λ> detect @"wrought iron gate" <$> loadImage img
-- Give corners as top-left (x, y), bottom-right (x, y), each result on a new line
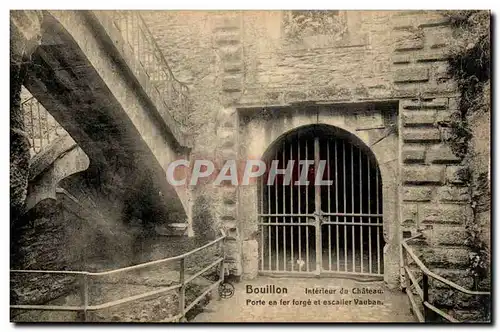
top-left (258, 128), bottom-right (384, 277)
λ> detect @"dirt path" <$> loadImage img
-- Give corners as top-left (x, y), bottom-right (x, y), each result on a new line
top-left (192, 276), bottom-right (416, 323)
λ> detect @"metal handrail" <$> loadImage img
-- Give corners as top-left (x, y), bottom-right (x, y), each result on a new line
top-left (401, 233), bottom-right (491, 322)
top-left (10, 229), bottom-right (227, 322)
top-left (21, 95), bottom-right (66, 156)
top-left (107, 11), bottom-right (191, 128)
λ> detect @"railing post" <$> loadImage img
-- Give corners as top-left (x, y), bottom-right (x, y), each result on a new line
top-left (179, 258), bottom-right (186, 322)
top-left (79, 274), bottom-right (89, 322)
top-left (422, 273), bottom-right (429, 322)
top-left (400, 245), bottom-right (408, 292)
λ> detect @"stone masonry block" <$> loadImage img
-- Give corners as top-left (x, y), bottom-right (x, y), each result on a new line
top-left (401, 98), bottom-right (448, 110)
top-left (436, 186), bottom-right (470, 202)
top-left (220, 45), bottom-right (242, 62)
top-left (392, 54), bottom-right (411, 64)
top-left (241, 239), bottom-right (258, 280)
top-left (224, 239), bottom-right (241, 261)
top-left (445, 165), bottom-right (468, 185)
top-left (420, 204), bottom-right (470, 225)
top-left (222, 75), bottom-right (242, 92)
top-left (431, 268), bottom-right (474, 289)
top-left (218, 203), bottom-right (237, 221)
top-left (221, 186), bottom-right (238, 204)
top-left (415, 49), bottom-right (451, 62)
top-left (214, 31), bottom-right (240, 46)
top-left (423, 225), bottom-right (468, 246)
top-left (402, 128), bottom-right (441, 143)
top-left (214, 16), bottom-right (241, 30)
top-left (425, 26), bottom-right (453, 49)
top-left (403, 186), bottom-right (434, 201)
top-left (427, 144), bottom-right (461, 164)
top-left (402, 110), bottom-right (437, 126)
top-left (402, 165), bottom-right (444, 184)
top-left (402, 146), bottom-right (426, 163)
top-left (402, 203), bottom-right (418, 227)
top-left (419, 247), bottom-right (469, 268)
top-left (394, 29), bottom-right (424, 51)
top-left (394, 67), bottom-right (429, 83)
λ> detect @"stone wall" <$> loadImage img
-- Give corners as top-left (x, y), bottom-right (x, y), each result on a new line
top-left (137, 12), bottom-right (491, 319)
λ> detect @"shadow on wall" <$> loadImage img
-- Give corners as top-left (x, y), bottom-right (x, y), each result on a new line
top-left (192, 194), bottom-right (218, 240)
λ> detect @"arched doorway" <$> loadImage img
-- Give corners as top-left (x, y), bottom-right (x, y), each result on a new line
top-left (258, 125), bottom-right (384, 277)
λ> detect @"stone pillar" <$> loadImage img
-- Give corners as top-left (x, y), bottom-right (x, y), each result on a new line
top-left (213, 13), bottom-right (245, 277)
top-left (10, 11), bottom-right (43, 223)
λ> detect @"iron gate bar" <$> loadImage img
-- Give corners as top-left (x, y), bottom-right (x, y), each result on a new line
top-left (376, 166), bottom-right (381, 274)
top-left (334, 140), bottom-right (340, 271)
top-left (298, 137), bottom-right (302, 270)
top-left (327, 139), bottom-right (332, 271)
top-left (314, 136), bottom-right (322, 275)
top-left (282, 142), bottom-right (286, 271)
top-left (359, 148), bottom-right (363, 273)
top-left (275, 149), bottom-right (279, 271)
top-left (368, 154), bottom-right (372, 274)
top-left (290, 142), bottom-right (294, 272)
top-left (258, 133), bottom-right (384, 277)
top-left (305, 138), bottom-right (309, 272)
top-left (343, 140), bottom-right (347, 271)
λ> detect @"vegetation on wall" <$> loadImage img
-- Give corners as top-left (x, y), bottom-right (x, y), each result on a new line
top-left (444, 10), bottom-right (490, 290)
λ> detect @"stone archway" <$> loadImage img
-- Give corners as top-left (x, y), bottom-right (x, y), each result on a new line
top-left (237, 104), bottom-right (400, 287)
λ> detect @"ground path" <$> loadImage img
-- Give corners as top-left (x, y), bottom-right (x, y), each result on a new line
top-left (193, 276), bottom-right (416, 323)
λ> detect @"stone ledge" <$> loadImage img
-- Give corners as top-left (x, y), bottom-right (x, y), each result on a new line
top-left (402, 128), bottom-right (441, 143)
top-left (403, 186), bottom-right (434, 201)
top-left (402, 110), bottom-right (437, 126)
top-left (427, 144), bottom-right (461, 164)
top-left (394, 67), bottom-right (429, 83)
top-left (402, 165), bottom-right (444, 185)
top-left (402, 146), bottom-right (426, 163)
top-left (420, 203), bottom-right (470, 225)
top-left (400, 98), bottom-right (448, 110)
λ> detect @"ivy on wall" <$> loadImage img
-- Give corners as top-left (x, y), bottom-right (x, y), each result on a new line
top-left (444, 10), bottom-right (490, 294)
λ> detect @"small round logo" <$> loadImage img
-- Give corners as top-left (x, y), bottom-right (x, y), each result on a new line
top-left (219, 282), bottom-right (235, 299)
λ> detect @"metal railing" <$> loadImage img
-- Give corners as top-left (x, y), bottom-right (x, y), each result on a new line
top-left (108, 11), bottom-right (191, 127)
top-left (10, 230), bottom-right (226, 322)
top-left (21, 96), bottom-right (66, 156)
top-left (401, 233), bottom-right (491, 323)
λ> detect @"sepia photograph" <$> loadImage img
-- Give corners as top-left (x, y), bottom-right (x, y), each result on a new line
top-left (8, 8), bottom-right (492, 323)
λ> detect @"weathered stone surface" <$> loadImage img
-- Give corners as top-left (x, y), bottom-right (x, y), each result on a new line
top-left (401, 203), bottom-right (418, 226)
top-left (431, 268), bottom-right (475, 289)
top-left (402, 146), bottom-right (426, 163)
top-left (423, 225), bottom-right (468, 246)
top-left (419, 247), bottom-right (469, 268)
top-left (445, 165), bottom-right (469, 185)
top-left (402, 110), bottom-right (436, 126)
top-left (402, 165), bottom-right (444, 184)
top-left (241, 239), bottom-right (258, 280)
top-left (401, 98), bottom-right (448, 110)
top-left (394, 67), bottom-right (429, 83)
top-left (218, 203), bottom-right (237, 221)
top-left (427, 144), bottom-right (461, 164)
top-left (436, 186), bottom-right (470, 202)
top-left (221, 186), bottom-right (238, 204)
top-left (224, 239), bottom-right (241, 261)
top-left (403, 186), bottom-right (433, 201)
top-left (420, 204), bottom-right (470, 225)
top-left (402, 128), bottom-right (441, 142)
top-left (393, 29), bottom-right (424, 51)
top-left (222, 76), bottom-right (243, 92)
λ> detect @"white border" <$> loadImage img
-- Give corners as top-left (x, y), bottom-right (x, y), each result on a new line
top-left (1, 2), bottom-right (498, 332)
